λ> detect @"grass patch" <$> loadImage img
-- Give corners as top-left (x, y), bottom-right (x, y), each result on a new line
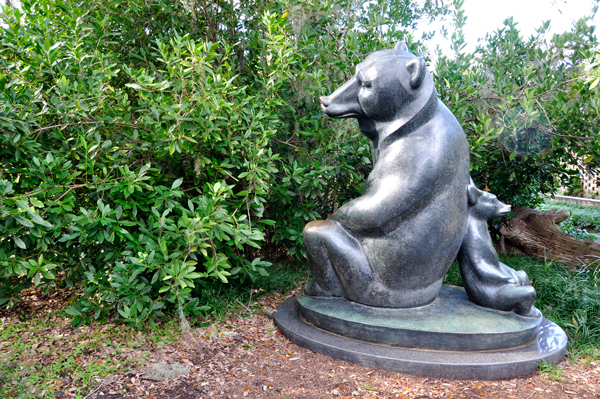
top-left (0, 261), bottom-right (310, 398)
top-left (512, 256), bottom-right (600, 356)
top-left (539, 200), bottom-right (600, 240)
top-left (443, 261), bottom-right (464, 287)
top-left (0, 310), bottom-right (181, 399)
top-left (197, 260), bottom-right (310, 322)
top-left (538, 360), bottom-right (567, 382)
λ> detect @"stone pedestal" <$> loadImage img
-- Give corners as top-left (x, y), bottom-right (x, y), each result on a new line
top-left (273, 286), bottom-right (567, 380)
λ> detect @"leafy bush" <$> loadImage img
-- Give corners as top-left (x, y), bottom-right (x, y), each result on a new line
top-left (0, 0), bottom-right (280, 326)
top-left (0, 0), bottom-right (446, 325)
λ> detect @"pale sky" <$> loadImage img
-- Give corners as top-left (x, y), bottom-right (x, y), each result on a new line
top-left (419, 0), bottom-right (600, 57)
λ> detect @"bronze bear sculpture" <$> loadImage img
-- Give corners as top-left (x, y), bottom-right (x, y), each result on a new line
top-left (457, 182), bottom-right (536, 315)
top-left (304, 42), bottom-right (534, 315)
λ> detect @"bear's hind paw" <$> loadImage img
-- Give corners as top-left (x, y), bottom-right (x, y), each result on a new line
top-left (302, 281), bottom-right (343, 298)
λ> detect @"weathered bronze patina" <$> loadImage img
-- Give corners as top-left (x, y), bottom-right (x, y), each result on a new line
top-left (304, 42), bottom-right (533, 314)
top-left (274, 43), bottom-right (566, 378)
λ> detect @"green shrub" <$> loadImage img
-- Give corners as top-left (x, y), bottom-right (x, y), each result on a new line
top-left (0, 0), bottom-right (445, 325)
top-left (1, 0), bottom-right (449, 318)
top-left (436, 1), bottom-right (600, 208)
top-left (0, 0), bottom-right (280, 326)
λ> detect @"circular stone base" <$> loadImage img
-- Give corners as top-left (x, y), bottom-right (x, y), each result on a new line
top-left (274, 297), bottom-right (567, 380)
top-left (298, 286), bottom-right (542, 351)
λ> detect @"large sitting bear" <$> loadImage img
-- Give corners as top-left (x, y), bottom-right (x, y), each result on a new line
top-left (305, 42), bottom-right (535, 314)
top-left (304, 42), bottom-right (471, 308)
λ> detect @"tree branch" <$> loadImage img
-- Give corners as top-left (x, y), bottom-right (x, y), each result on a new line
top-left (33, 121), bottom-right (153, 134)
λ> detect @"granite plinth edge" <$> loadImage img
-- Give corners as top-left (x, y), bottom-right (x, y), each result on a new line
top-left (274, 297), bottom-right (567, 380)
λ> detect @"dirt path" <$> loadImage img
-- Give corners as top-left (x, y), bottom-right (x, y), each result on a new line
top-left (69, 292), bottom-right (599, 399)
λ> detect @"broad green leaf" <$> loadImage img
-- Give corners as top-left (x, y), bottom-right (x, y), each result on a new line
top-left (160, 239), bottom-right (168, 258)
top-left (256, 267), bottom-right (269, 276)
top-left (29, 211), bottom-right (51, 227)
top-left (14, 237), bottom-right (26, 249)
top-left (41, 271), bottom-right (56, 279)
top-left (216, 273), bottom-right (228, 283)
top-left (65, 306), bottom-right (82, 316)
top-left (13, 215), bottom-right (34, 228)
top-left (30, 198), bottom-right (44, 208)
top-left (71, 317), bottom-right (84, 328)
top-left (172, 178), bottom-right (183, 189)
top-left (16, 200), bottom-right (30, 210)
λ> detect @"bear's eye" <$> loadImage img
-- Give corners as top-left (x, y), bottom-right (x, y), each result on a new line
top-left (362, 81), bottom-right (372, 89)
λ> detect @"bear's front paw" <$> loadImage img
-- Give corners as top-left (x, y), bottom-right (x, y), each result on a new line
top-left (498, 262), bottom-right (530, 286)
top-left (515, 270), bottom-right (530, 286)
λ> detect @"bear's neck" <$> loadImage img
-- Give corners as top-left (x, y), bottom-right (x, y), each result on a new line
top-left (359, 83), bottom-right (437, 152)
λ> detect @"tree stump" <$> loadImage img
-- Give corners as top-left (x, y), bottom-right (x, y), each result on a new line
top-left (498, 206), bottom-right (600, 268)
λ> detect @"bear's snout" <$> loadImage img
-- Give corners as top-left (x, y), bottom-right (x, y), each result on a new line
top-left (319, 78), bottom-right (363, 119)
top-left (498, 203), bottom-right (511, 216)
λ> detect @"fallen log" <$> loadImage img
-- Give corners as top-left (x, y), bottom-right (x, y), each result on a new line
top-left (498, 206), bottom-right (600, 268)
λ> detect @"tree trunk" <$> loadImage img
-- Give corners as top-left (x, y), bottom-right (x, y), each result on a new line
top-left (498, 206), bottom-right (600, 268)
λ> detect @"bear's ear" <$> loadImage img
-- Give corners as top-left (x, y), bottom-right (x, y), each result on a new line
top-left (406, 57), bottom-right (427, 89)
top-left (395, 41), bottom-right (408, 52)
top-left (467, 184), bottom-right (481, 206)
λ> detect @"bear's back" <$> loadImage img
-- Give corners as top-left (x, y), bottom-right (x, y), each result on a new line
top-left (361, 102), bottom-right (470, 294)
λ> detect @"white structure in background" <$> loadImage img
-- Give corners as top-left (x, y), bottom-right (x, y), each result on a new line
top-left (565, 158), bottom-right (600, 199)
top-left (581, 168), bottom-right (599, 198)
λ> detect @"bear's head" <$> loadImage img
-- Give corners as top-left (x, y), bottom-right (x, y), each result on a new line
top-left (320, 42), bottom-right (434, 140)
top-left (467, 184), bottom-right (512, 221)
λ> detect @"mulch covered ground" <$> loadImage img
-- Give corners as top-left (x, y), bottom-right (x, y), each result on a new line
top-left (2, 287), bottom-right (599, 399)
top-left (75, 290), bottom-right (599, 399)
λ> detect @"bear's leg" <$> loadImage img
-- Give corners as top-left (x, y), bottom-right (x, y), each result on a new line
top-left (303, 220), bottom-right (377, 302)
top-left (303, 220), bottom-right (345, 297)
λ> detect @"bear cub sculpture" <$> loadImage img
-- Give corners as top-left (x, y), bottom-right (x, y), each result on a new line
top-left (457, 182), bottom-right (536, 316)
top-left (304, 41), bottom-right (536, 315)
